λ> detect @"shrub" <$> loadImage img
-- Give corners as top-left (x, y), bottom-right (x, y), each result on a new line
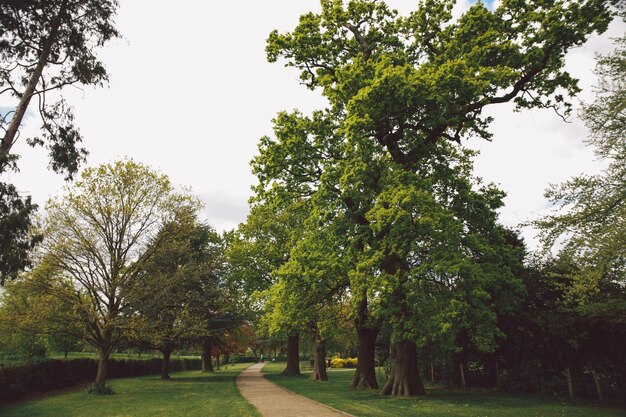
top-left (330, 356), bottom-right (358, 368)
top-left (345, 357), bottom-right (358, 368)
top-left (330, 357), bottom-right (346, 368)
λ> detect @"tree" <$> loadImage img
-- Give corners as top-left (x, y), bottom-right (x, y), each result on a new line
top-left (0, 0), bottom-right (119, 284)
top-left (184, 225), bottom-right (244, 373)
top-left (0, 264), bottom-right (84, 360)
top-left (0, 0), bottom-right (119, 174)
top-left (126, 215), bottom-right (207, 379)
top-left (535, 33), bottom-right (626, 301)
top-left (259, 0), bottom-right (614, 396)
top-left (42, 160), bottom-right (198, 389)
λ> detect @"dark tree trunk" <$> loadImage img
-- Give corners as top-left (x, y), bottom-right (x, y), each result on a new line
top-left (282, 333), bottom-right (301, 376)
top-left (352, 296), bottom-right (380, 389)
top-left (310, 334), bottom-right (328, 381)
top-left (380, 340), bottom-right (425, 397)
top-left (161, 345), bottom-right (172, 379)
top-left (352, 327), bottom-right (379, 388)
top-left (224, 354), bottom-right (230, 365)
top-left (201, 337), bottom-right (214, 372)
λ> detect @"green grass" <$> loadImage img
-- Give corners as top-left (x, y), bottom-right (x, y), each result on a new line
top-left (0, 363), bottom-right (260, 417)
top-left (263, 362), bottom-right (626, 417)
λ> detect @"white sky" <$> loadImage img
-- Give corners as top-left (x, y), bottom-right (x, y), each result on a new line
top-left (3, 1), bottom-right (625, 251)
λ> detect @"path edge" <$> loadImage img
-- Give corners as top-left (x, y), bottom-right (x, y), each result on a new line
top-left (258, 363), bottom-right (356, 417)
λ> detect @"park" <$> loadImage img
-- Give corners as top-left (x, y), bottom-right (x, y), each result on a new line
top-left (0, 0), bottom-right (625, 416)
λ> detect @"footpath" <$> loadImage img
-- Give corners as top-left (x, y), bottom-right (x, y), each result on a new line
top-left (236, 362), bottom-right (354, 417)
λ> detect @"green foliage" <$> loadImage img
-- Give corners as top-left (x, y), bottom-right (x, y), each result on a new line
top-left (0, 183), bottom-right (42, 285)
top-left (0, 271), bottom-right (84, 360)
top-left (125, 217), bottom-right (221, 355)
top-left (267, 0), bottom-right (612, 155)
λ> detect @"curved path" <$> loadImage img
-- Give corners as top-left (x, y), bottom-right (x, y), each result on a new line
top-left (237, 362), bottom-right (354, 417)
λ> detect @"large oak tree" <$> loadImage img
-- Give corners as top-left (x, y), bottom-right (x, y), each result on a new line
top-left (256, 0), bottom-right (614, 396)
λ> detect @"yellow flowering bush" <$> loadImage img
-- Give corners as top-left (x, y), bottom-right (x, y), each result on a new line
top-left (330, 356), bottom-right (358, 368)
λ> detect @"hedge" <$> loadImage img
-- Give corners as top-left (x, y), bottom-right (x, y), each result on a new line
top-left (229, 355), bottom-right (258, 364)
top-left (0, 357), bottom-right (201, 403)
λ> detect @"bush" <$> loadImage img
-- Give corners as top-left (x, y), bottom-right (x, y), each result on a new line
top-left (0, 357), bottom-right (201, 404)
top-left (330, 356), bottom-right (358, 368)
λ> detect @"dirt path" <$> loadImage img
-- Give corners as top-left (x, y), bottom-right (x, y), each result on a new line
top-left (236, 362), bottom-right (354, 417)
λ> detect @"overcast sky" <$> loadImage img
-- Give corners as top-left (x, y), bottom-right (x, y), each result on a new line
top-left (3, 0), bottom-right (624, 251)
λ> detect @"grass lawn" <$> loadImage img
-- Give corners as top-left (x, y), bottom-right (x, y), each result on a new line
top-left (0, 363), bottom-right (260, 417)
top-left (263, 362), bottom-right (626, 417)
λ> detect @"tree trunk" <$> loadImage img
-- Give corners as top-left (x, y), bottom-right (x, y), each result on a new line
top-left (495, 361), bottom-right (501, 390)
top-left (352, 326), bottom-right (379, 388)
top-left (94, 347), bottom-right (110, 387)
top-left (565, 367), bottom-right (574, 399)
top-left (454, 330), bottom-right (469, 388)
top-left (201, 337), bottom-right (214, 372)
top-left (161, 345), bottom-right (172, 380)
top-left (380, 340), bottom-right (425, 397)
top-left (282, 333), bottom-right (301, 376)
top-left (430, 362), bottom-right (435, 384)
top-left (459, 363), bottom-right (467, 388)
top-left (310, 334), bottom-right (328, 381)
top-left (591, 369), bottom-right (604, 403)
